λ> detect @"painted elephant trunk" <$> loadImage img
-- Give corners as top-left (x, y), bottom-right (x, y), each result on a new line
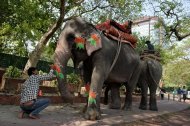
top-left (54, 34), bottom-right (74, 103)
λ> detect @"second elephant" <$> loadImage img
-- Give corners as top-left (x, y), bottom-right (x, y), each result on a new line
top-left (138, 58), bottom-right (162, 110)
top-left (104, 58), bottom-right (162, 111)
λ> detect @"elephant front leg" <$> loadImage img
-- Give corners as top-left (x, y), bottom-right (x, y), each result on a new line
top-left (84, 89), bottom-right (101, 120)
top-left (84, 71), bottom-right (104, 120)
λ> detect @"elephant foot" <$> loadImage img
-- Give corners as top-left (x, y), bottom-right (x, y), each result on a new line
top-left (149, 106), bottom-right (158, 111)
top-left (139, 105), bottom-right (147, 110)
top-left (139, 106), bottom-right (147, 110)
top-left (84, 107), bottom-right (101, 120)
top-left (61, 94), bottom-right (74, 104)
top-left (109, 103), bottom-right (121, 109)
top-left (122, 105), bottom-right (132, 111)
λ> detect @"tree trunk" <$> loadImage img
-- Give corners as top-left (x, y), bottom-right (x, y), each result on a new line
top-left (23, 0), bottom-right (66, 74)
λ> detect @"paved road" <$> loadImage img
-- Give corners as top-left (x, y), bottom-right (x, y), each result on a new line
top-left (0, 99), bottom-right (189, 126)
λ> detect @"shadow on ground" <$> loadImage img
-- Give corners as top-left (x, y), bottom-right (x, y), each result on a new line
top-left (0, 100), bottom-right (189, 126)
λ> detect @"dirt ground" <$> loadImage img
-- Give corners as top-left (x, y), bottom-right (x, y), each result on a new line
top-left (0, 99), bottom-right (190, 126)
top-left (123, 107), bottom-right (190, 126)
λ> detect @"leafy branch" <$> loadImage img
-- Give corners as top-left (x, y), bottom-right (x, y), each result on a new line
top-left (149, 0), bottom-right (190, 41)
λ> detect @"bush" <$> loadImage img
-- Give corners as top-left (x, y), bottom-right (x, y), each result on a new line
top-left (67, 73), bottom-right (80, 85)
top-left (4, 66), bottom-right (22, 78)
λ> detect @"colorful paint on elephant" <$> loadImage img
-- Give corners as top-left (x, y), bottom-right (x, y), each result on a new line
top-left (50, 64), bottom-right (64, 79)
top-left (84, 83), bottom-right (97, 105)
top-left (87, 34), bottom-right (100, 46)
top-left (74, 33), bottom-right (101, 49)
top-left (84, 83), bottom-right (90, 97)
top-left (88, 90), bottom-right (97, 105)
top-left (74, 37), bottom-right (85, 49)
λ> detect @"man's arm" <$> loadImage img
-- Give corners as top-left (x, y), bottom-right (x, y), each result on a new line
top-left (38, 69), bottom-right (56, 81)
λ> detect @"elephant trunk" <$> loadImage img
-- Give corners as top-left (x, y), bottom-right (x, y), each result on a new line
top-left (54, 33), bottom-right (74, 103)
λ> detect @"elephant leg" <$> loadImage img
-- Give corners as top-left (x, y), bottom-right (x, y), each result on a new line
top-left (146, 59), bottom-right (162, 111)
top-left (123, 65), bottom-right (141, 111)
top-left (109, 83), bottom-right (121, 109)
top-left (149, 84), bottom-right (158, 111)
top-left (82, 63), bottom-right (92, 113)
top-left (84, 66), bottom-right (104, 120)
top-left (103, 84), bottom-right (110, 105)
top-left (84, 89), bottom-right (102, 120)
top-left (139, 83), bottom-right (148, 110)
top-left (122, 86), bottom-right (132, 110)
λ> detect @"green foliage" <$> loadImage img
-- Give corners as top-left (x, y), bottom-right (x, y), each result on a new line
top-left (41, 42), bottom-right (57, 61)
top-left (159, 44), bottom-right (186, 64)
top-left (163, 60), bottom-right (190, 88)
top-left (82, 0), bottom-right (143, 24)
top-left (4, 66), bottom-right (22, 78)
top-left (66, 73), bottom-right (81, 85)
top-left (0, 0), bottom-right (58, 56)
top-left (135, 34), bottom-right (149, 53)
top-left (151, 0), bottom-right (190, 41)
top-left (0, 0), bottom-right (144, 60)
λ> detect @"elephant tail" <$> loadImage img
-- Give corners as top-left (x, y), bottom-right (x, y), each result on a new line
top-left (147, 60), bottom-right (160, 86)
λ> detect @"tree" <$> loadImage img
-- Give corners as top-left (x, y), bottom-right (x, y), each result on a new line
top-left (162, 37), bottom-right (190, 87)
top-left (148, 0), bottom-right (190, 41)
top-left (0, 0), bottom-right (59, 56)
top-left (23, 0), bottom-right (67, 73)
top-left (163, 59), bottom-right (190, 88)
top-left (1, 0), bottom-right (144, 73)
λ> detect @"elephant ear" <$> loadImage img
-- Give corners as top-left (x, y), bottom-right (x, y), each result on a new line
top-left (86, 33), bottom-right (102, 56)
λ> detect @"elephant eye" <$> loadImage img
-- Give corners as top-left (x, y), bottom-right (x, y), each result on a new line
top-left (66, 33), bottom-right (75, 42)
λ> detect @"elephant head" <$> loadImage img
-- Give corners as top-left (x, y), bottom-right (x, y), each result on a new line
top-left (54, 17), bottom-right (102, 100)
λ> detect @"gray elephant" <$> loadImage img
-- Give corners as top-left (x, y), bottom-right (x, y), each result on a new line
top-left (138, 58), bottom-right (162, 111)
top-left (54, 17), bottom-right (141, 120)
top-left (103, 58), bottom-right (162, 111)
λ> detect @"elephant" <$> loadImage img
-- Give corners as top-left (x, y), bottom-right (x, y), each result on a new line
top-left (138, 58), bottom-right (162, 111)
top-left (103, 58), bottom-right (162, 111)
top-left (54, 17), bottom-right (141, 120)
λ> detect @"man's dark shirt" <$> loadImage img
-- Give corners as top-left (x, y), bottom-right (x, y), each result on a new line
top-left (147, 43), bottom-right (154, 51)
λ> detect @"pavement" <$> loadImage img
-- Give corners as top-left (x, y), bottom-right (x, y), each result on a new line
top-left (0, 99), bottom-right (189, 126)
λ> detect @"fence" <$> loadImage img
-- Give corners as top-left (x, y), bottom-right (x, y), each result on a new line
top-left (0, 53), bottom-right (74, 73)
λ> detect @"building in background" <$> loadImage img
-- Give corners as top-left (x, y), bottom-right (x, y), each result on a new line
top-left (132, 16), bottom-right (164, 46)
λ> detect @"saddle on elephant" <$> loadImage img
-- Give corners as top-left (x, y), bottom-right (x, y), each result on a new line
top-left (140, 50), bottom-right (161, 62)
top-left (96, 20), bottom-right (137, 48)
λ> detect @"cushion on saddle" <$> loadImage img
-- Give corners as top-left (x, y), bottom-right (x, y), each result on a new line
top-left (96, 20), bottom-right (137, 48)
top-left (140, 51), bottom-right (161, 62)
top-left (105, 27), bottom-right (137, 48)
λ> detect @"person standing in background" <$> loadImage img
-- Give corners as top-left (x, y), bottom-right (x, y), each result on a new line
top-left (160, 88), bottom-right (165, 100)
top-left (172, 87), bottom-right (177, 101)
top-left (182, 86), bottom-right (187, 102)
top-left (177, 87), bottom-right (182, 102)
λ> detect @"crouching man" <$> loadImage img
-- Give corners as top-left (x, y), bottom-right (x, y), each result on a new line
top-left (19, 67), bottom-right (56, 119)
